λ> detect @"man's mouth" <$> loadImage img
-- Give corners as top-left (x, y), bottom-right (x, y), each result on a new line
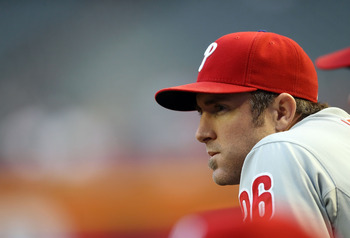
top-left (207, 151), bottom-right (219, 157)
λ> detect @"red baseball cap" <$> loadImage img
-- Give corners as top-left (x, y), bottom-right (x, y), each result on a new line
top-left (315, 46), bottom-right (350, 70)
top-left (155, 31), bottom-right (318, 111)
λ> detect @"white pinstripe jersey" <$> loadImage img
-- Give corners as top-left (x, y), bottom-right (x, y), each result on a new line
top-left (239, 107), bottom-right (350, 238)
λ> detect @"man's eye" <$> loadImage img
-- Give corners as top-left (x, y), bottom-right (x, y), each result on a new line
top-left (215, 105), bottom-right (225, 111)
top-left (214, 104), bottom-right (226, 112)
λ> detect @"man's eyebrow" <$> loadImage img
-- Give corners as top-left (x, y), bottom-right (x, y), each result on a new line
top-left (196, 94), bottom-right (235, 110)
top-left (196, 98), bottom-right (217, 110)
top-left (202, 95), bottom-right (229, 105)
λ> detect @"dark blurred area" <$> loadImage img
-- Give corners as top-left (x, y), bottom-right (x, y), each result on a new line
top-left (0, 0), bottom-right (349, 237)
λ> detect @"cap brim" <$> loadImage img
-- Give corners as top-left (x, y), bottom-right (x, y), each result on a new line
top-left (315, 47), bottom-right (350, 70)
top-left (155, 82), bottom-right (257, 111)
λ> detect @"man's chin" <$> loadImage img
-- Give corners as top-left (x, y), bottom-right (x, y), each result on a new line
top-left (212, 173), bottom-right (230, 186)
top-left (212, 171), bottom-right (238, 185)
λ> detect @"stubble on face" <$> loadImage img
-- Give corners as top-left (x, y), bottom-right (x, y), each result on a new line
top-left (208, 157), bottom-right (217, 170)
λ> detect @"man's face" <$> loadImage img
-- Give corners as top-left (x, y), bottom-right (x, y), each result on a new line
top-left (195, 93), bottom-right (275, 185)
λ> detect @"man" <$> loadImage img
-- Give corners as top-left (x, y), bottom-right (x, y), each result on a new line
top-left (155, 31), bottom-right (350, 238)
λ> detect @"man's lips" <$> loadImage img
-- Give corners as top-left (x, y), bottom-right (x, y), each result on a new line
top-left (207, 151), bottom-right (219, 157)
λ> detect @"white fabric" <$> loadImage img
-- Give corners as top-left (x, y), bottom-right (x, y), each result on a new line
top-left (239, 107), bottom-right (350, 238)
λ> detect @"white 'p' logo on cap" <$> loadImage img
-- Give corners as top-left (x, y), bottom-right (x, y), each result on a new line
top-left (198, 42), bottom-right (217, 72)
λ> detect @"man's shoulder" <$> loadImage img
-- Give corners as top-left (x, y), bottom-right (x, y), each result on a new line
top-left (254, 107), bottom-right (350, 150)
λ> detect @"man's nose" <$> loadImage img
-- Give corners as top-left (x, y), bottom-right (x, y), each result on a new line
top-left (195, 114), bottom-right (216, 143)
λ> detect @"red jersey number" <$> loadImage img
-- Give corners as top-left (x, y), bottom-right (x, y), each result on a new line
top-left (239, 174), bottom-right (274, 221)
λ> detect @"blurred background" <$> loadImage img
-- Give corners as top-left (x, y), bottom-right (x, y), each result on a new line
top-left (0, 0), bottom-right (349, 237)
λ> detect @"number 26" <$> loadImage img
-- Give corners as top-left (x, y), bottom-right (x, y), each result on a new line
top-left (239, 174), bottom-right (274, 221)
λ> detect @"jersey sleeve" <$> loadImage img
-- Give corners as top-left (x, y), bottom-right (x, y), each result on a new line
top-left (238, 139), bottom-right (334, 238)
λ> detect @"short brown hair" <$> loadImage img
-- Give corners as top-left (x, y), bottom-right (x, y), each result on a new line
top-left (250, 90), bottom-right (329, 127)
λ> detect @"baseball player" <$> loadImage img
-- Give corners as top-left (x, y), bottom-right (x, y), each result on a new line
top-left (155, 31), bottom-right (350, 238)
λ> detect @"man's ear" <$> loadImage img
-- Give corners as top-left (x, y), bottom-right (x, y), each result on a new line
top-left (272, 93), bottom-right (297, 132)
